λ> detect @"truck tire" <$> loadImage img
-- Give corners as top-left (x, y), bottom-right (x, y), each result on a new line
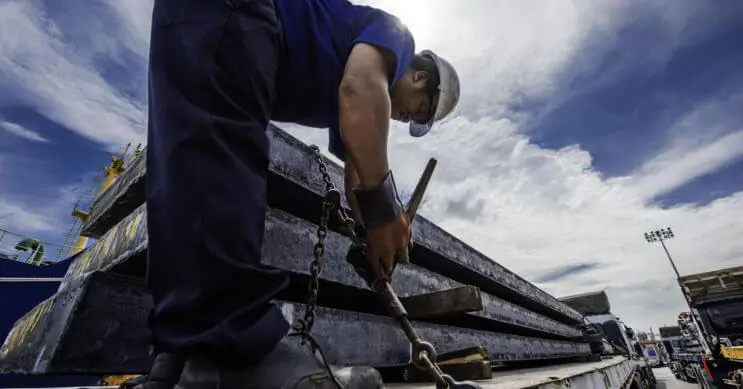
top-left (630, 373), bottom-right (644, 389)
top-left (639, 367), bottom-right (656, 389)
top-left (690, 364), bottom-right (711, 389)
top-left (734, 370), bottom-right (743, 388)
top-left (683, 364), bottom-right (697, 383)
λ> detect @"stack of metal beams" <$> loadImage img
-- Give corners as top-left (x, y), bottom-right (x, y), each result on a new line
top-left (0, 125), bottom-right (591, 381)
top-left (559, 291), bottom-right (612, 316)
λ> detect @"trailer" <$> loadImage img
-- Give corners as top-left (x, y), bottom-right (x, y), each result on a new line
top-left (1, 125), bottom-right (655, 389)
top-left (557, 290), bottom-right (657, 387)
top-left (660, 326), bottom-right (683, 358)
top-left (666, 266), bottom-right (743, 388)
top-left (0, 356), bottom-right (649, 389)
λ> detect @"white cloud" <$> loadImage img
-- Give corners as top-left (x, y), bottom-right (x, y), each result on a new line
top-left (100, 0), bottom-right (153, 63)
top-left (0, 200), bottom-right (55, 235)
top-left (615, 130), bottom-right (743, 200)
top-left (610, 93), bottom-right (743, 200)
top-left (1, 120), bottom-right (49, 143)
top-left (357, 0), bottom-right (625, 119)
top-left (2, 0), bottom-right (742, 333)
top-left (0, 1), bottom-right (145, 151)
top-left (0, 152), bottom-right (95, 261)
top-left (0, 186), bottom-right (80, 259)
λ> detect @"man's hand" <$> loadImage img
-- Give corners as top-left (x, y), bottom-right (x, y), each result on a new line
top-left (365, 211), bottom-right (412, 279)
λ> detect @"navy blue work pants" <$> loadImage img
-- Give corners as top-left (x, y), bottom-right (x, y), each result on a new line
top-left (145, 0), bottom-right (290, 366)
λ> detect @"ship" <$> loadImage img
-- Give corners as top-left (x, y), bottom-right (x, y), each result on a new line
top-left (0, 145), bottom-right (140, 388)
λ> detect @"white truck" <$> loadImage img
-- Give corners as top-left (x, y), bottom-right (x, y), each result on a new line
top-left (666, 266), bottom-right (743, 388)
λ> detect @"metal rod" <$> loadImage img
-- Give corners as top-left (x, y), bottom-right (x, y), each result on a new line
top-left (406, 158), bottom-right (437, 221)
top-left (645, 229), bottom-right (712, 355)
top-left (0, 277), bottom-right (65, 282)
top-left (362, 158), bottom-right (464, 386)
top-left (0, 228), bottom-right (77, 249)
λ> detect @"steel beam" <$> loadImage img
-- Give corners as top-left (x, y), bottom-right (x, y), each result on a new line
top-left (558, 290), bottom-right (611, 316)
top-left (264, 208), bottom-right (581, 338)
top-left (60, 205), bottom-right (581, 339)
top-left (79, 124), bottom-right (582, 325)
top-left (1, 271), bottom-right (153, 374)
top-left (265, 127), bottom-right (583, 325)
top-left (82, 150), bottom-right (146, 239)
top-left (400, 286), bottom-right (482, 319)
top-left (0, 297), bottom-right (55, 374)
top-left (277, 302), bottom-right (591, 367)
top-left (1, 272), bottom-right (588, 375)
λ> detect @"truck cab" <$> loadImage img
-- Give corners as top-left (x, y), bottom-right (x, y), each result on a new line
top-left (669, 266), bottom-right (743, 388)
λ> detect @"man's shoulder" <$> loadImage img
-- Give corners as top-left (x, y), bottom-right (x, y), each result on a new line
top-left (344, 2), bottom-right (413, 41)
top-left (274, 0), bottom-right (409, 36)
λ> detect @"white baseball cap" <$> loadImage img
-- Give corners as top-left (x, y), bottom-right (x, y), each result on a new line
top-left (409, 50), bottom-right (461, 137)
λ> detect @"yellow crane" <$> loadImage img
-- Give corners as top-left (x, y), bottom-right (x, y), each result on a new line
top-left (67, 143), bottom-right (142, 256)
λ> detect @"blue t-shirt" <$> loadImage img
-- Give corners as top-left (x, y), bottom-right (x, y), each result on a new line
top-left (272, 0), bottom-right (415, 162)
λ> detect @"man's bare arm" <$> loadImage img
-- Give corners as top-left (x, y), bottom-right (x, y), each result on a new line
top-left (338, 43), bottom-right (392, 190)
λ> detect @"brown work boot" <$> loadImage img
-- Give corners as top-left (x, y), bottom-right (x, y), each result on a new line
top-left (120, 353), bottom-right (186, 389)
top-left (175, 337), bottom-right (383, 389)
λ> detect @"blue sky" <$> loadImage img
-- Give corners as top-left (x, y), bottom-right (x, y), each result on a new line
top-left (1, 0), bottom-right (743, 329)
top-left (528, 17), bottom-right (743, 206)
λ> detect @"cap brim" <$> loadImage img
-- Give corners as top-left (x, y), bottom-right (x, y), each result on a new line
top-left (409, 119), bottom-right (433, 137)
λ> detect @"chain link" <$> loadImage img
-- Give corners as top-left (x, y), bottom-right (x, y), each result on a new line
top-left (286, 145), bottom-right (348, 388)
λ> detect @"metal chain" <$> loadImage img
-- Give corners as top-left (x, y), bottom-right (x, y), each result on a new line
top-left (296, 145), bottom-right (453, 389)
top-left (297, 146), bottom-right (350, 336)
top-left (300, 195), bottom-right (330, 335)
top-left (287, 145), bottom-right (351, 389)
top-left (310, 145), bottom-right (357, 232)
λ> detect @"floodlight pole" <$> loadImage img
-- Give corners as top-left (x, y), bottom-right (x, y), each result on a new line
top-left (653, 230), bottom-right (681, 278)
top-left (643, 227), bottom-right (711, 354)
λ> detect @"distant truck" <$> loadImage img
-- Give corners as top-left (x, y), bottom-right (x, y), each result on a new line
top-left (558, 290), bottom-right (657, 387)
top-left (641, 343), bottom-right (662, 368)
top-left (666, 265), bottom-right (743, 388)
top-left (635, 331), bottom-right (666, 368)
top-left (660, 325), bottom-right (683, 357)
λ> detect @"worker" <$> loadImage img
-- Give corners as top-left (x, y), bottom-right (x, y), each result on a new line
top-left (140, 0), bottom-right (460, 388)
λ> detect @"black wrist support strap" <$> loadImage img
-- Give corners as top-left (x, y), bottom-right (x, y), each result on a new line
top-left (352, 171), bottom-right (404, 229)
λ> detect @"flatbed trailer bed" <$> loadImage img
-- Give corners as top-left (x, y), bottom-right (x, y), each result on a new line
top-left (389, 356), bottom-right (639, 389)
top-left (17, 356), bottom-right (645, 389)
